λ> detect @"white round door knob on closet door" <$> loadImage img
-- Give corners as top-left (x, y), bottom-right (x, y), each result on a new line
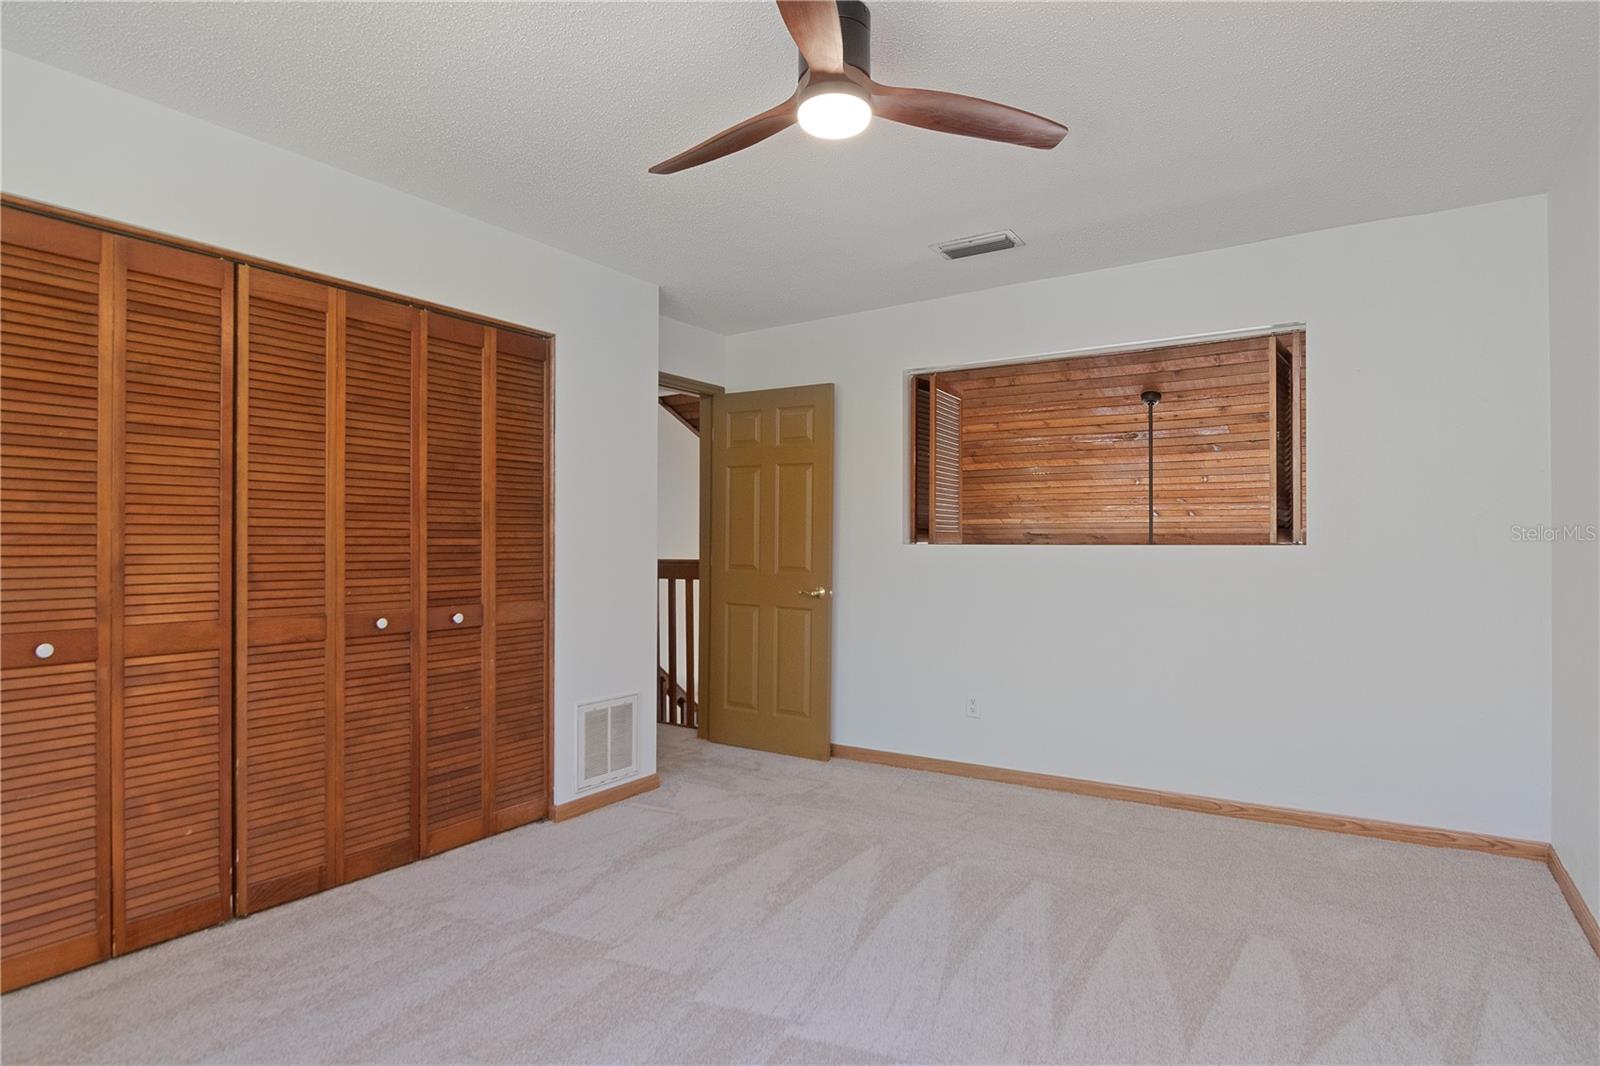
top-left (375, 617), bottom-right (389, 630)
top-left (34, 642), bottom-right (54, 660)
top-left (452, 612), bottom-right (464, 625)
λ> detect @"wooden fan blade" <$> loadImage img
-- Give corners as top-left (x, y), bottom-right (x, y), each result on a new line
top-left (869, 83), bottom-right (1067, 149)
top-left (649, 97), bottom-right (799, 174)
top-left (777, 0), bottom-right (844, 74)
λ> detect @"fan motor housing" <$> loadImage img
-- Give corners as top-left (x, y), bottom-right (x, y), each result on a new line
top-left (798, 1), bottom-right (872, 78)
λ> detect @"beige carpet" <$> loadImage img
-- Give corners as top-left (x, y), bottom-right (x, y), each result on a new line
top-left (3, 725), bottom-right (1596, 1064)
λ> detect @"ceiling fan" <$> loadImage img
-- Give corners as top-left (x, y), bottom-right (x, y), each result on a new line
top-left (649, 0), bottom-right (1068, 174)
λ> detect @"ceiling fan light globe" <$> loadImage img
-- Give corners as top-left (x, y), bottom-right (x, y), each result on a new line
top-left (797, 90), bottom-right (872, 139)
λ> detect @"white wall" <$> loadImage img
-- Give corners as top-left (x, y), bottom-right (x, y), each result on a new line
top-left (660, 315), bottom-right (727, 386)
top-left (1548, 117), bottom-right (1600, 914)
top-left (657, 407), bottom-right (700, 696)
top-left (1, 53), bottom-right (660, 804)
top-left (657, 409), bottom-right (700, 559)
top-left (727, 197), bottom-right (1554, 842)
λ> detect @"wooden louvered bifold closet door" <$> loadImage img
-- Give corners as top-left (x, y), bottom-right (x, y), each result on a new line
top-left (1, 209), bottom-right (232, 990)
top-left (237, 271), bottom-right (425, 910)
top-left (421, 313), bottom-right (488, 853)
top-left (339, 293), bottom-right (421, 881)
top-left (490, 329), bottom-right (549, 830)
top-left (236, 268), bottom-right (336, 913)
top-left (114, 236), bottom-right (233, 952)
top-left (419, 317), bottom-right (549, 850)
top-left (1, 210), bottom-right (112, 990)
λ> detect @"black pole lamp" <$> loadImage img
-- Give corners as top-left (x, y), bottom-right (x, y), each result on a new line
top-left (1141, 390), bottom-right (1162, 545)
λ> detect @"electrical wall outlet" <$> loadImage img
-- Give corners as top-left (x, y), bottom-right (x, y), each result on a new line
top-left (965, 696), bottom-right (980, 719)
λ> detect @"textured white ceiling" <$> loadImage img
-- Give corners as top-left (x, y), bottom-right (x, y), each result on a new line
top-left (3, 2), bottom-right (1595, 333)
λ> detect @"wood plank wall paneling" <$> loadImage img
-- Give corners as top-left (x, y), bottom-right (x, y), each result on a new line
top-left (913, 332), bottom-right (1307, 545)
top-left (0, 202), bottom-right (554, 989)
top-left (1, 208), bottom-right (233, 987)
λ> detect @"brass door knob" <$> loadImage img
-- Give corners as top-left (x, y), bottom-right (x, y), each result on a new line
top-left (798, 587), bottom-right (830, 599)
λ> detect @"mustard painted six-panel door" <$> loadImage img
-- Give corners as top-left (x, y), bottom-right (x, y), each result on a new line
top-left (0, 208), bottom-right (550, 989)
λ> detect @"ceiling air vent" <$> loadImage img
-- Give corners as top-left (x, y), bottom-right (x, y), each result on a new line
top-left (934, 230), bottom-right (1023, 260)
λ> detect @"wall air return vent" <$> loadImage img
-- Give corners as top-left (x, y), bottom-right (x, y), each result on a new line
top-left (933, 230), bottom-right (1023, 260)
top-left (577, 695), bottom-right (638, 791)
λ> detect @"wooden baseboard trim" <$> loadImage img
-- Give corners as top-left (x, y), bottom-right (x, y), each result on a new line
top-left (549, 773), bottom-right (660, 822)
top-left (830, 745), bottom-right (1550, 861)
top-left (1548, 846), bottom-right (1600, 959)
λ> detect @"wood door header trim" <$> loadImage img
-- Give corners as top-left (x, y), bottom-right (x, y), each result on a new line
top-left (659, 371), bottom-right (724, 396)
top-left (2, 194), bottom-right (553, 342)
top-left (831, 744), bottom-right (1552, 861)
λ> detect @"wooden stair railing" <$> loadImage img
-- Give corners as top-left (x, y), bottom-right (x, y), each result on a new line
top-left (658, 668), bottom-right (696, 729)
top-left (659, 394), bottom-right (701, 435)
top-left (658, 558), bottom-right (699, 727)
